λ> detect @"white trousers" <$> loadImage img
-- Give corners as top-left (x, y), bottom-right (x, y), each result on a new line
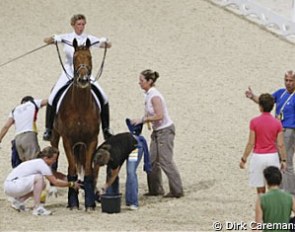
top-left (249, 152), bottom-right (280, 187)
top-left (48, 69), bottom-right (108, 105)
top-left (4, 175), bottom-right (35, 198)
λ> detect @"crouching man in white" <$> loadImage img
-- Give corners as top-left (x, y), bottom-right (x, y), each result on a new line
top-left (3, 146), bottom-right (80, 216)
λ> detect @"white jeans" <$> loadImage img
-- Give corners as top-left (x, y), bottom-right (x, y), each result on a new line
top-left (4, 175), bottom-right (35, 198)
top-left (249, 152), bottom-right (280, 187)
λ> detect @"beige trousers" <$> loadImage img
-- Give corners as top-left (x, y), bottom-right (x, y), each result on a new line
top-left (147, 124), bottom-right (183, 195)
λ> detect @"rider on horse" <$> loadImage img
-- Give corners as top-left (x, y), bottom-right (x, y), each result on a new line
top-left (43, 14), bottom-right (112, 141)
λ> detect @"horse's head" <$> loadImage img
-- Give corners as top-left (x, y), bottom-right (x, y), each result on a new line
top-left (73, 38), bottom-right (92, 88)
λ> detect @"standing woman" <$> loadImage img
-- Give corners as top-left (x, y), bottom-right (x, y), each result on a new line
top-left (132, 69), bottom-right (184, 198)
top-left (240, 93), bottom-right (287, 194)
top-left (43, 14), bottom-right (112, 141)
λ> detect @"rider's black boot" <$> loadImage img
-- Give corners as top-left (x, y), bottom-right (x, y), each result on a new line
top-left (43, 104), bottom-right (55, 141)
top-left (101, 103), bottom-right (113, 140)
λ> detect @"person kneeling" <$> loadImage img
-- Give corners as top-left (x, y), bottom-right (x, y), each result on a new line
top-left (3, 146), bottom-right (80, 216)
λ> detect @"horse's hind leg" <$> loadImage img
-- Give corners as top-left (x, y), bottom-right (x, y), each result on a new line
top-left (84, 142), bottom-right (98, 210)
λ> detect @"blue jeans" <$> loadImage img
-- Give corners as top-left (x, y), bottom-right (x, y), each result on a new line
top-left (105, 167), bottom-right (120, 195)
top-left (125, 147), bottom-right (143, 206)
top-left (105, 148), bottom-right (143, 200)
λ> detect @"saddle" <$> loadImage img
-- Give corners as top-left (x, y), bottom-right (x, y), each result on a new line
top-left (53, 80), bottom-right (103, 113)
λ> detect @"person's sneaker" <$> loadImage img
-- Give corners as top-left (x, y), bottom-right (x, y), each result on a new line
top-left (11, 199), bottom-right (27, 212)
top-left (32, 206), bottom-right (52, 216)
top-left (129, 205), bottom-right (138, 210)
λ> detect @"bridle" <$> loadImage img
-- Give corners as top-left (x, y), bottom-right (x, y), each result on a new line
top-left (74, 63), bottom-right (92, 88)
top-left (55, 39), bottom-right (107, 83)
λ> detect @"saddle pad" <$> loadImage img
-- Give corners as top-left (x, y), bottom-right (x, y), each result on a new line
top-left (56, 85), bottom-right (101, 113)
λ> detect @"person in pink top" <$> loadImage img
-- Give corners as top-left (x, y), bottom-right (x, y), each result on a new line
top-left (240, 93), bottom-right (287, 194)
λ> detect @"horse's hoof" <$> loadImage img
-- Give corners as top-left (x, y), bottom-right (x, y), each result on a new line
top-left (85, 206), bottom-right (96, 211)
top-left (67, 205), bottom-right (79, 210)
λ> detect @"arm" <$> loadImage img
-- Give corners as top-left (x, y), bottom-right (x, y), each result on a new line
top-left (292, 197), bottom-right (295, 213)
top-left (253, 196), bottom-right (263, 230)
top-left (102, 166), bottom-right (120, 191)
top-left (276, 131), bottom-right (287, 171)
top-left (240, 130), bottom-right (255, 169)
top-left (143, 96), bottom-right (164, 123)
top-left (40, 99), bottom-right (48, 107)
top-left (0, 118), bottom-right (14, 143)
top-left (245, 86), bottom-right (259, 103)
top-left (46, 175), bottom-right (79, 189)
top-left (44, 36), bottom-right (55, 44)
top-left (99, 40), bottom-right (112, 49)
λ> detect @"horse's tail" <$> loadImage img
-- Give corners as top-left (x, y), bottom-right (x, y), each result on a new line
top-left (72, 142), bottom-right (87, 174)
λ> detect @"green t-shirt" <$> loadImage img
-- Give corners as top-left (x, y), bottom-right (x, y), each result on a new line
top-left (260, 189), bottom-right (293, 231)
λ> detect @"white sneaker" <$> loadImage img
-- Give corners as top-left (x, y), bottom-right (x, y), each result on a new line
top-left (129, 205), bottom-right (138, 210)
top-left (11, 199), bottom-right (27, 212)
top-left (32, 206), bottom-right (52, 216)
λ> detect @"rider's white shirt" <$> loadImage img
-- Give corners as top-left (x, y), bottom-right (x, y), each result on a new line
top-left (54, 32), bottom-right (107, 71)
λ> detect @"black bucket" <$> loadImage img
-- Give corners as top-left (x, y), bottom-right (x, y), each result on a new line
top-left (101, 194), bottom-right (121, 213)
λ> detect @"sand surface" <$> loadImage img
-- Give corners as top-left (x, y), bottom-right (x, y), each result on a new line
top-left (1, 0), bottom-right (295, 231)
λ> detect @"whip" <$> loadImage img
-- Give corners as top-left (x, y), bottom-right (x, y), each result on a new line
top-left (0, 44), bottom-right (49, 68)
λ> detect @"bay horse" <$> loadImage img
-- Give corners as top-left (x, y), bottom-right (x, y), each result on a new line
top-left (51, 38), bottom-right (100, 209)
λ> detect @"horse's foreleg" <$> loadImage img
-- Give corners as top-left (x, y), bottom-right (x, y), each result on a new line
top-left (84, 175), bottom-right (95, 209)
top-left (50, 130), bottom-right (60, 172)
top-left (67, 174), bottom-right (79, 209)
top-left (49, 131), bottom-right (60, 197)
top-left (63, 140), bottom-right (79, 209)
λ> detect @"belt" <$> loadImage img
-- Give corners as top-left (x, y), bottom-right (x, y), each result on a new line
top-left (15, 131), bottom-right (34, 136)
top-left (6, 177), bottom-right (18, 182)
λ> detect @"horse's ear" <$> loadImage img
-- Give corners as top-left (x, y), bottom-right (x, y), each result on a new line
top-left (73, 38), bottom-right (78, 50)
top-left (86, 38), bottom-right (91, 48)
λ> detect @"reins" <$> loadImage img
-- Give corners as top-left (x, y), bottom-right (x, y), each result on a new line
top-left (55, 39), bottom-right (108, 82)
top-left (55, 41), bottom-right (73, 80)
top-left (94, 42), bottom-right (107, 81)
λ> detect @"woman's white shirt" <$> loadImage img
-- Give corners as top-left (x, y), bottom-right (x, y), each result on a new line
top-left (144, 87), bottom-right (173, 131)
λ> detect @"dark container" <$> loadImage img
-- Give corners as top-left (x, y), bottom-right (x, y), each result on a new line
top-left (101, 194), bottom-right (121, 213)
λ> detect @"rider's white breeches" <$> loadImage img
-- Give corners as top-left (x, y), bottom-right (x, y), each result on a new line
top-left (48, 70), bottom-right (108, 106)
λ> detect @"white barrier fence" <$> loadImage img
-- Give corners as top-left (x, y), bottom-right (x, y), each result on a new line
top-left (210, 0), bottom-right (295, 41)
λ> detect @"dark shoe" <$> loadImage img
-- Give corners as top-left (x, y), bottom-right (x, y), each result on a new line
top-left (43, 129), bottom-right (52, 141)
top-left (103, 128), bottom-right (113, 140)
top-left (143, 192), bottom-right (164, 197)
top-left (164, 192), bottom-right (184, 198)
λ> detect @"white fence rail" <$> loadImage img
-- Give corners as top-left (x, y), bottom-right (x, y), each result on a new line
top-left (211, 0), bottom-right (295, 41)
